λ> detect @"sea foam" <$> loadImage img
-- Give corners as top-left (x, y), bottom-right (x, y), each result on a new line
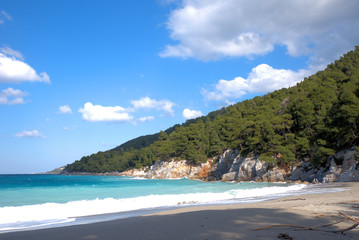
top-left (0, 184), bottom-right (309, 232)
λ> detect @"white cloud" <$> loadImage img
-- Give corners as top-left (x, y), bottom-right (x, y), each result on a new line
top-left (79, 97), bottom-right (176, 124)
top-left (161, 0), bottom-right (359, 66)
top-left (0, 87), bottom-right (27, 105)
top-left (182, 108), bottom-right (203, 120)
top-left (15, 130), bottom-right (45, 138)
top-left (78, 102), bottom-right (134, 122)
top-left (138, 116), bottom-right (155, 122)
top-left (0, 47), bottom-right (24, 60)
top-left (203, 64), bottom-right (311, 104)
top-left (1, 10), bottom-right (12, 21)
top-left (131, 97), bottom-right (175, 116)
top-left (0, 10), bottom-right (12, 25)
top-left (0, 52), bottom-right (50, 83)
top-left (59, 105), bottom-right (72, 114)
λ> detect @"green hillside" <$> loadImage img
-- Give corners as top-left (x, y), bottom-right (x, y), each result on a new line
top-left (65, 47), bottom-right (359, 173)
top-left (111, 117), bottom-right (206, 152)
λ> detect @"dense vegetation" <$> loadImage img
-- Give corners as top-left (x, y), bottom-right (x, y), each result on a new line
top-left (65, 47), bottom-right (359, 173)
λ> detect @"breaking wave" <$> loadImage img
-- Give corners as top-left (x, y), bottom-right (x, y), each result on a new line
top-left (0, 184), bottom-right (310, 232)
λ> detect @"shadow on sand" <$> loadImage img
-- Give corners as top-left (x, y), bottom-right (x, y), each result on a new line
top-left (1, 207), bottom-right (358, 240)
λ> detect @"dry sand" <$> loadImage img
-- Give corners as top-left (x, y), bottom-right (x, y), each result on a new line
top-left (1, 182), bottom-right (358, 240)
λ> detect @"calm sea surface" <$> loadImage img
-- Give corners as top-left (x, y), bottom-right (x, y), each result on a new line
top-left (0, 174), bottom-right (342, 233)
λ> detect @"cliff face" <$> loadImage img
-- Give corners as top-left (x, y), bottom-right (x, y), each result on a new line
top-left (120, 149), bottom-right (359, 183)
top-left (120, 160), bottom-right (215, 179)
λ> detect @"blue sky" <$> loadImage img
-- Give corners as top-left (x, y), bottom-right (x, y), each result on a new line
top-left (1, 0), bottom-right (358, 174)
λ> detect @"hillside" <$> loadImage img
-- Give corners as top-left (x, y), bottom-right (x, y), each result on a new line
top-left (111, 117), bottom-right (206, 152)
top-left (65, 47), bottom-right (359, 174)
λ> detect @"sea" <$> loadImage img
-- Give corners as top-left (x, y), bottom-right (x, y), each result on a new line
top-left (0, 174), bottom-right (344, 233)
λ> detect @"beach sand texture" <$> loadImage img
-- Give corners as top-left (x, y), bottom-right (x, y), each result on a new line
top-left (0, 182), bottom-right (358, 240)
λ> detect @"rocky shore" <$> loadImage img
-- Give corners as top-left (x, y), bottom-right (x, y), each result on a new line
top-left (118, 148), bottom-right (359, 183)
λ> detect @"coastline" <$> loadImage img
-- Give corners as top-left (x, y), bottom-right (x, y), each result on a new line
top-left (1, 182), bottom-right (358, 240)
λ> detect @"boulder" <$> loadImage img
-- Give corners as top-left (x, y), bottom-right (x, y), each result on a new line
top-left (337, 149), bottom-right (359, 182)
top-left (215, 149), bottom-right (239, 178)
top-left (254, 160), bottom-right (268, 177)
top-left (222, 172), bottom-right (237, 182)
top-left (189, 160), bottom-right (214, 179)
top-left (262, 167), bottom-right (285, 182)
top-left (289, 166), bottom-right (306, 181)
top-left (236, 158), bottom-right (256, 181)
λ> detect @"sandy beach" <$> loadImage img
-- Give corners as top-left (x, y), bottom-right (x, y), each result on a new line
top-left (1, 182), bottom-right (358, 240)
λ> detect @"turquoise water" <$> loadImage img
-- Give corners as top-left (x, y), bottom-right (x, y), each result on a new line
top-left (0, 174), bottom-right (282, 207)
top-left (0, 174), bottom-right (339, 233)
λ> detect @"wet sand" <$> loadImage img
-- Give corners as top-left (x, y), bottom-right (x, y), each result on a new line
top-left (1, 182), bottom-right (358, 240)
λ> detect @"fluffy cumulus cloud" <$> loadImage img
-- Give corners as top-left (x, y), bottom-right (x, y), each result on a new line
top-left (0, 49), bottom-right (50, 83)
top-left (15, 130), bottom-right (45, 138)
top-left (203, 64), bottom-right (310, 104)
top-left (161, 0), bottom-right (359, 66)
top-left (0, 87), bottom-right (27, 105)
top-left (79, 97), bottom-right (176, 123)
top-left (59, 105), bottom-right (72, 114)
top-left (182, 108), bottom-right (203, 120)
top-left (78, 102), bottom-right (134, 123)
top-left (131, 97), bottom-right (175, 116)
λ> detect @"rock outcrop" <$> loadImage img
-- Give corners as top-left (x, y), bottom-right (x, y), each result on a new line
top-left (322, 149), bottom-right (359, 183)
top-left (120, 160), bottom-right (214, 180)
top-left (214, 150), bottom-right (285, 182)
top-left (119, 148), bottom-right (359, 183)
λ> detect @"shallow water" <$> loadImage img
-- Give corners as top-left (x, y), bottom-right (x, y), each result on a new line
top-left (0, 174), bottom-right (342, 233)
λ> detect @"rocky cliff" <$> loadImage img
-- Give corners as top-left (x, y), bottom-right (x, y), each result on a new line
top-left (119, 149), bottom-right (359, 183)
top-left (120, 160), bottom-right (214, 179)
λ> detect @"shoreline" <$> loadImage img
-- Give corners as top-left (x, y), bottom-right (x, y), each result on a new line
top-left (0, 182), bottom-right (358, 239)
